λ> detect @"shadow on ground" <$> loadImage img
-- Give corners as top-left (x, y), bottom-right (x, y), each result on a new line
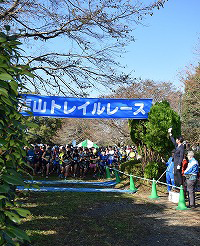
top-left (20, 190), bottom-right (200, 246)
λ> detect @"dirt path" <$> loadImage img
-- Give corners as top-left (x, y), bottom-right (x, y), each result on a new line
top-left (77, 189), bottom-right (200, 246)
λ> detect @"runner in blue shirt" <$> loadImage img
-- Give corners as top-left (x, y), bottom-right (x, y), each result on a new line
top-left (99, 151), bottom-right (108, 178)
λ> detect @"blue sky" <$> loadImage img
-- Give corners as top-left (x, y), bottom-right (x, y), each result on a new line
top-left (23, 0), bottom-right (200, 96)
top-left (120, 0), bottom-right (200, 91)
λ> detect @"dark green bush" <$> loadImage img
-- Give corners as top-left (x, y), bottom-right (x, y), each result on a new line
top-left (0, 31), bottom-right (31, 245)
top-left (120, 159), bottom-right (143, 177)
top-left (144, 161), bottom-right (166, 180)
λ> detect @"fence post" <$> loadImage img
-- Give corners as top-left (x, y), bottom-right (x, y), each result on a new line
top-left (176, 185), bottom-right (188, 210)
top-left (130, 175), bottom-right (137, 192)
top-left (149, 178), bottom-right (159, 199)
top-left (114, 170), bottom-right (121, 183)
top-left (106, 166), bottom-right (111, 179)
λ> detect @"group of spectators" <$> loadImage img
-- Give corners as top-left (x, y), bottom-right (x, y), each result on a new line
top-left (166, 128), bottom-right (199, 209)
top-left (25, 144), bottom-right (138, 179)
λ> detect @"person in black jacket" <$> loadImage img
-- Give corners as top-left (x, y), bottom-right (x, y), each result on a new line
top-left (168, 128), bottom-right (184, 187)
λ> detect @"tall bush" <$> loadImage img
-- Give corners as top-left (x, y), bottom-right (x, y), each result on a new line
top-left (129, 101), bottom-right (181, 158)
top-left (145, 100), bottom-right (181, 154)
top-left (144, 161), bottom-right (165, 180)
top-left (120, 159), bottom-right (143, 177)
top-left (0, 31), bottom-right (31, 245)
top-left (129, 100), bottom-right (181, 175)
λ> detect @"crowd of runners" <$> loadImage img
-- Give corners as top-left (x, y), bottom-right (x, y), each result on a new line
top-left (25, 144), bottom-right (139, 179)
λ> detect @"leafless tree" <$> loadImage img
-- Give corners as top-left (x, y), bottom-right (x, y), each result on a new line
top-left (181, 66), bottom-right (200, 143)
top-left (112, 79), bottom-right (182, 112)
top-left (53, 118), bottom-right (131, 146)
top-left (0, 0), bottom-right (168, 96)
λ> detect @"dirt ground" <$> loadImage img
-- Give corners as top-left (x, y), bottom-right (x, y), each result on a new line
top-left (80, 190), bottom-right (200, 246)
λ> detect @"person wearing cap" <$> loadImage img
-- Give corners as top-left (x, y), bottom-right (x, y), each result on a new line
top-left (168, 128), bottom-right (184, 187)
top-left (166, 150), bottom-right (175, 192)
top-left (184, 151), bottom-right (199, 208)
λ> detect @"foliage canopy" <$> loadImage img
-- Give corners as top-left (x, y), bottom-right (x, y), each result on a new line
top-left (23, 116), bottom-right (62, 145)
top-left (129, 100), bottom-right (181, 164)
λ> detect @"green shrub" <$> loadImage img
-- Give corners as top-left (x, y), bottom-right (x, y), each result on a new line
top-left (120, 159), bottom-right (143, 177)
top-left (144, 161), bottom-right (166, 180)
top-left (0, 31), bottom-right (31, 245)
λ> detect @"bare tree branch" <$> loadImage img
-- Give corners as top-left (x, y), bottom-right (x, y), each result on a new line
top-left (0, 0), bottom-right (168, 96)
top-left (0, 0), bottom-right (20, 20)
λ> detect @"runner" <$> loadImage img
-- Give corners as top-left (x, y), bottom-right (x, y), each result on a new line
top-left (72, 148), bottom-right (80, 177)
top-left (58, 147), bottom-right (66, 178)
top-left (33, 145), bottom-right (43, 175)
top-left (120, 147), bottom-right (127, 163)
top-left (26, 145), bottom-right (35, 173)
top-left (98, 150), bottom-right (108, 178)
top-left (78, 148), bottom-right (85, 178)
top-left (128, 148), bottom-right (136, 160)
top-left (81, 148), bottom-right (90, 178)
top-left (89, 149), bottom-right (98, 178)
top-left (52, 146), bottom-right (60, 174)
top-left (42, 146), bottom-right (52, 178)
top-left (113, 148), bottom-right (120, 168)
top-left (107, 147), bottom-right (114, 167)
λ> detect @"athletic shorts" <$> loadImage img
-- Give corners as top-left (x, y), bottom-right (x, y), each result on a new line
top-left (90, 163), bottom-right (96, 168)
top-left (27, 156), bottom-right (34, 164)
top-left (42, 159), bottom-right (50, 166)
top-left (53, 160), bottom-right (59, 166)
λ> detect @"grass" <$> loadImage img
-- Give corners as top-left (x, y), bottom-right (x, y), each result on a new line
top-left (18, 176), bottom-right (157, 246)
top-left (20, 192), bottom-right (144, 246)
top-left (18, 175), bottom-right (200, 246)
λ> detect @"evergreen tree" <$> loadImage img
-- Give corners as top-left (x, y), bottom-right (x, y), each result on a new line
top-left (23, 117), bottom-right (62, 145)
top-left (145, 100), bottom-right (181, 154)
top-left (129, 100), bottom-right (181, 166)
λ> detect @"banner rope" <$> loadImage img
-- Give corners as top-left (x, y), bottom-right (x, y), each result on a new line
top-left (107, 166), bottom-right (181, 190)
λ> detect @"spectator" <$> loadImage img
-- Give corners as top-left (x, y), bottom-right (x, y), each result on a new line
top-left (168, 128), bottom-right (184, 187)
top-left (184, 151), bottom-right (199, 208)
top-left (166, 150), bottom-right (175, 192)
top-left (182, 154), bottom-right (188, 197)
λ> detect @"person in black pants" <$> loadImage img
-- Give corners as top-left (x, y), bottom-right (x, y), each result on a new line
top-left (184, 151), bottom-right (199, 208)
top-left (168, 128), bottom-right (184, 187)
